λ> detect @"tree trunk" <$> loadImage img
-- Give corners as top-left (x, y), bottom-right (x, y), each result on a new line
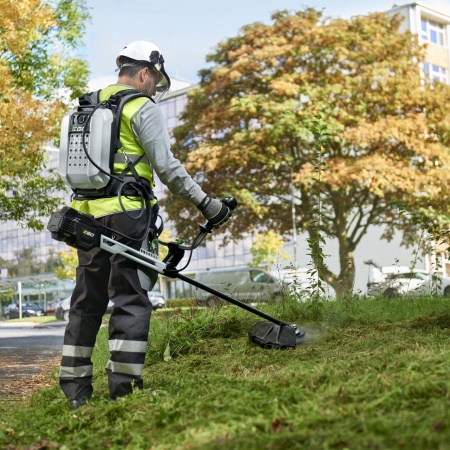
top-left (306, 207), bottom-right (357, 298)
top-left (307, 233), bottom-right (356, 298)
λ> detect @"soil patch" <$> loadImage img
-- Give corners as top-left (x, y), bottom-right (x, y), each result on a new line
top-left (0, 343), bottom-right (61, 402)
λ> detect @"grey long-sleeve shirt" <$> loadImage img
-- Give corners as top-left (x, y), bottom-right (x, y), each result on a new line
top-left (129, 91), bottom-right (206, 207)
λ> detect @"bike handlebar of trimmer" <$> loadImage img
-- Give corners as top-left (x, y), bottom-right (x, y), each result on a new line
top-left (158, 196), bottom-right (238, 251)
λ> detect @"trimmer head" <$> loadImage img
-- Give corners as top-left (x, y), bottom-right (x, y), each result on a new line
top-left (248, 321), bottom-right (305, 349)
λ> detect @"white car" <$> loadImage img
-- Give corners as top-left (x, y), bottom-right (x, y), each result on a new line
top-left (148, 290), bottom-right (166, 309)
top-left (55, 297), bottom-right (114, 321)
top-left (366, 262), bottom-right (450, 297)
top-left (55, 290), bottom-right (165, 321)
top-left (277, 269), bottom-right (335, 300)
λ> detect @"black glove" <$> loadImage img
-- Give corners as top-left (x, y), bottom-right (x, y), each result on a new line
top-left (197, 195), bottom-right (231, 228)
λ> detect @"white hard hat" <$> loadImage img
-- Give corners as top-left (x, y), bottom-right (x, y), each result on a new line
top-left (116, 40), bottom-right (171, 103)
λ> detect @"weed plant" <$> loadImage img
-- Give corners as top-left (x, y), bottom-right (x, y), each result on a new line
top-left (1, 294), bottom-right (450, 449)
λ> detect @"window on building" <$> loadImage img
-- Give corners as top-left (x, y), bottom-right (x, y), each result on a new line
top-left (160, 94), bottom-right (189, 134)
top-left (421, 19), bottom-right (445, 46)
top-left (423, 62), bottom-right (447, 83)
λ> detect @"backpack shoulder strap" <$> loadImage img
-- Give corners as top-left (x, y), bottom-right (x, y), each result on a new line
top-left (108, 89), bottom-right (152, 113)
top-left (107, 89), bottom-right (152, 151)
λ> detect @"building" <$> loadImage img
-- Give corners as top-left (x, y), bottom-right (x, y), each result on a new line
top-left (386, 1), bottom-right (450, 278)
top-left (387, 1), bottom-right (450, 84)
top-left (156, 82), bottom-right (256, 299)
top-left (0, 146), bottom-right (73, 313)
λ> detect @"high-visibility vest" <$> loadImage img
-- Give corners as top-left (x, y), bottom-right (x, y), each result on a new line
top-left (71, 85), bottom-right (157, 218)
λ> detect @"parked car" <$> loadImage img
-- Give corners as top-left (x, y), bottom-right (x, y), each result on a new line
top-left (148, 290), bottom-right (166, 309)
top-left (55, 297), bottom-right (70, 321)
top-left (278, 268), bottom-right (335, 300)
top-left (55, 297), bottom-right (114, 321)
top-left (45, 300), bottom-right (59, 314)
top-left (193, 267), bottom-right (288, 305)
top-left (365, 261), bottom-right (450, 297)
top-left (5, 303), bottom-right (47, 320)
top-left (55, 290), bottom-right (165, 321)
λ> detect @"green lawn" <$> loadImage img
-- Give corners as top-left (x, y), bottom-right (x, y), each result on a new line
top-left (1, 296), bottom-right (450, 449)
top-left (2, 315), bottom-right (62, 324)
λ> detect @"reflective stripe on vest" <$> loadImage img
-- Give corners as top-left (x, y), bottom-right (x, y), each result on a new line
top-left (70, 197), bottom-right (151, 218)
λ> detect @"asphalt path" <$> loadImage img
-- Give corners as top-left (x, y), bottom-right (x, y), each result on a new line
top-left (0, 321), bottom-right (66, 398)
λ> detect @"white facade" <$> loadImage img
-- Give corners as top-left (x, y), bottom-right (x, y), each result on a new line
top-left (387, 2), bottom-right (450, 83)
top-left (386, 2), bottom-right (450, 279)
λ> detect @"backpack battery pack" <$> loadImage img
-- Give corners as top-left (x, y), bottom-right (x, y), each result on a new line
top-left (59, 107), bottom-right (115, 190)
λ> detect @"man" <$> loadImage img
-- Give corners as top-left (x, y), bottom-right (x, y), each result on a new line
top-left (59, 41), bottom-right (231, 410)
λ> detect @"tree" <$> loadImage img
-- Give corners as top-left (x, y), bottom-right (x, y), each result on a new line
top-left (157, 229), bottom-right (175, 261)
top-left (54, 247), bottom-right (77, 281)
top-left (3, 247), bottom-right (62, 277)
top-left (165, 8), bottom-right (450, 296)
top-left (0, 0), bottom-right (90, 229)
top-left (249, 230), bottom-right (289, 270)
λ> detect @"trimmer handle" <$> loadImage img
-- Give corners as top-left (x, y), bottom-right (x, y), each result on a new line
top-left (203, 195), bottom-right (238, 233)
top-left (222, 195), bottom-right (238, 211)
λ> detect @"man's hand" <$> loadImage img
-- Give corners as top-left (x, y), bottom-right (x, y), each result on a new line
top-left (197, 196), bottom-right (231, 228)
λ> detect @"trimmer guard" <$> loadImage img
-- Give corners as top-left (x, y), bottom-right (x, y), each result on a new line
top-left (249, 321), bottom-right (305, 349)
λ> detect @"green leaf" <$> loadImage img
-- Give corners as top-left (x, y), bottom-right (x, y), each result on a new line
top-left (163, 343), bottom-right (172, 362)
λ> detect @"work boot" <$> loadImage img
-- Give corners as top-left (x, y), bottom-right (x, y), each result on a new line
top-left (69, 398), bottom-right (87, 411)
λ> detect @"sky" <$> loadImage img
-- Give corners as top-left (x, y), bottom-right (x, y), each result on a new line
top-left (83, 0), bottom-right (450, 90)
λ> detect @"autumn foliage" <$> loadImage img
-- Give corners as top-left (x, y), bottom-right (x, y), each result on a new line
top-left (165, 8), bottom-right (450, 294)
top-left (0, 0), bottom-right (89, 228)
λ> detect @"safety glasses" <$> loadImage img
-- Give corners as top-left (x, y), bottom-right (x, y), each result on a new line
top-left (150, 67), bottom-right (162, 85)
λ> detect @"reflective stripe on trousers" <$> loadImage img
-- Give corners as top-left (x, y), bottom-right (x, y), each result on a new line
top-left (60, 345), bottom-right (95, 379)
top-left (62, 344), bottom-right (95, 358)
top-left (109, 339), bottom-right (147, 353)
top-left (106, 339), bottom-right (147, 376)
top-left (105, 361), bottom-right (144, 376)
top-left (60, 365), bottom-right (94, 378)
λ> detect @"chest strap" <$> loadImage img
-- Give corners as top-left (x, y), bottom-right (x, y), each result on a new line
top-left (72, 176), bottom-right (154, 201)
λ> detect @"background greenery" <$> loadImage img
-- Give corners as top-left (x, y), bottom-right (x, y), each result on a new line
top-left (0, 0), bottom-right (89, 229)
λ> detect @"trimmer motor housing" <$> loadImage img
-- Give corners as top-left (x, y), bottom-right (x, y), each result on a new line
top-left (47, 207), bottom-right (103, 252)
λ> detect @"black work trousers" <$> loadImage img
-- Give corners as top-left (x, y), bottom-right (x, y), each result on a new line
top-left (60, 211), bottom-right (153, 401)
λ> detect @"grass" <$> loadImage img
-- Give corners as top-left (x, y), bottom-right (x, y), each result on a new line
top-left (2, 315), bottom-right (62, 324)
top-left (1, 295), bottom-right (450, 449)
